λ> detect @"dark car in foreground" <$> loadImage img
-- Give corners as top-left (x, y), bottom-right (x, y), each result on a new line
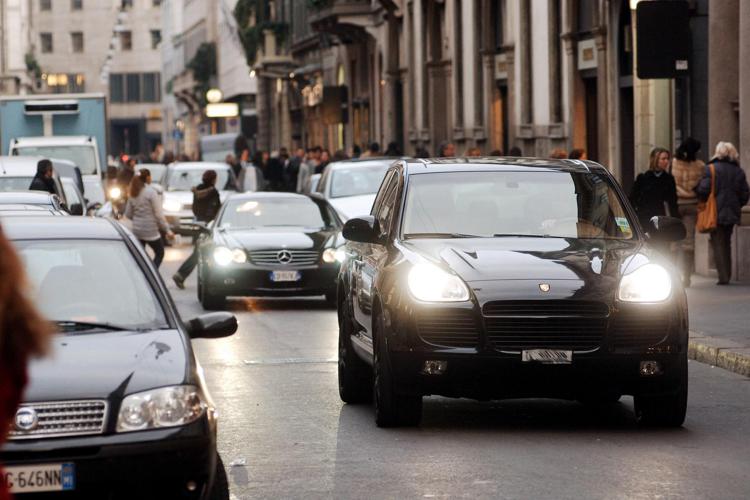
top-left (0, 217), bottom-right (237, 498)
top-left (196, 192), bottom-right (345, 309)
top-left (337, 158), bottom-right (688, 428)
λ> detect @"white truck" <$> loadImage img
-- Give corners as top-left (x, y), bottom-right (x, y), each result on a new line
top-left (0, 94), bottom-right (108, 205)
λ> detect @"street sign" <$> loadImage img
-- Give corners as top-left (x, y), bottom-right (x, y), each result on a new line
top-left (636, 1), bottom-right (690, 79)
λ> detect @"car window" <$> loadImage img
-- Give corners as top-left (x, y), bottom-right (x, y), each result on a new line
top-left (370, 170), bottom-right (395, 216)
top-left (375, 172), bottom-right (400, 237)
top-left (0, 177), bottom-right (34, 191)
top-left (329, 164), bottom-right (390, 198)
top-left (61, 180), bottom-right (81, 205)
top-left (220, 197), bottom-right (334, 229)
top-left (166, 168), bottom-right (236, 192)
top-left (14, 145), bottom-right (98, 175)
top-left (15, 240), bottom-right (168, 330)
top-left (402, 171), bottom-right (634, 240)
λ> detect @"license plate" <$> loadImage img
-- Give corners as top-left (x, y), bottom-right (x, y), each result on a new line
top-left (3, 463), bottom-right (75, 493)
top-left (270, 270), bottom-right (301, 282)
top-left (522, 349), bottom-right (572, 364)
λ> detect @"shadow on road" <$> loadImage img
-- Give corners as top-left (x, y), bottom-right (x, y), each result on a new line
top-left (226, 296), bottom-right (336, 312)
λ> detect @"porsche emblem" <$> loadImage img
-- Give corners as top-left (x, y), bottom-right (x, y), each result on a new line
top-left (539, 283), bottom-right (551, 293)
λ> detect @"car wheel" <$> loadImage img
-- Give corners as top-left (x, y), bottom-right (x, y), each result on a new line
top-left (338, 301), bottom-right (372, 404)
top-left (373, 312), bottom-right (422, 427)
top-left (201, 283), bottom-right (226, 310)
top-left (207, 454), bottom-right (229, 500)
top-left (634, 357), bottom-right (688, 427)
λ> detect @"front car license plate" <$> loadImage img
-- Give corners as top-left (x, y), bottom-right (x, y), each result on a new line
top-left (3, 463), bottom-right (75, 493)
top-left (270, 270), bottom-right (301, 282)
top-left (522, 349), bottom-right (572, 364)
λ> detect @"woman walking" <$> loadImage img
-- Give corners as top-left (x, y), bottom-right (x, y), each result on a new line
top-left (630, 147), bottom-right (679, 232)
top-left (124, 170), bottom-right (174, 268)
top-left (696, 142), bottom-right (750, 284)
top-left (672, 138), bottom-right (705, 286)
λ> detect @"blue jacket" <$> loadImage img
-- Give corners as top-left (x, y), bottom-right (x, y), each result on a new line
top-left (696, 159), bottom-right (749, 226)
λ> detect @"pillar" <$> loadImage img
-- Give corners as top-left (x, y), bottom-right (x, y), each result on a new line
top-left (708, 0), bottom-right (739, 153)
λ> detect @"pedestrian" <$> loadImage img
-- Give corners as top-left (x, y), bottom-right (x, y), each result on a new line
top-left (489, 149), bottom-right (503, 156)
top-left (163, 151), bottom-right (175, 165)
top-left (549, 148), bottom-right (568, 159)
top-left (569, 148), bottom-right (586, 160)
top-left (173, 170), bottom-right (222, 289)
top-left (28, 159), bottom-right (56, 194)
top-left (384, 141), bottom-right (402, 156)
top-left (286, 148), bottom-right (305, 192)
top-left (352, 144), bottom-right (362, 159)
top-left (361, 142), bottom-right (381, 158)
top-left (0, 226), bottom-right (51, 500)
top-left (509, 146), bottom-right (523, 156)
top-left (671, 137), bottom-right (705, 286)
top-left (332, 149), bottom-right (349, 162)
top-left (414, 147), bottom-right (431, 158)
top-left (629, 147), bottom-right (679, 233)
top-left (226, 153), bottom-right (241, 179)
top-left (437, 141), bottom-right (456, 157)
top-left (117, 157), bottom-right (136, 191)
top-left (265, 151), bottom-right (285, 191)
top-left (316, 149), bottom-right (331, 174)
top-left (696, 141), bottom-right (750, 285)
top-left (296, 149), bottom-right (315, 193)
top-left (465, 147), bottom-right (482, 157)
top-left (124, 170), bottom-right (174, 268)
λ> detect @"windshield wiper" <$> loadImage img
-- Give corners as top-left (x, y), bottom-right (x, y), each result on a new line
top-left (403, 232), bottom-right (483, 239)
top-left (54, 320), bottom-right (138, 332)
top-left (492, 233), bottom-right (550, 238)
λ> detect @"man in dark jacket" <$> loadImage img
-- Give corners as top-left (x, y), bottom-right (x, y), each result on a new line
top-left (173, 170), bottom-right (220, 288)
top-left (696, 142), bottom-right (750, 284)
top-left (28, 159), bottom-right (56, 194)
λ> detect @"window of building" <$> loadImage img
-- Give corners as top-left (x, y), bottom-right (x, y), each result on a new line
top-left (120, 31), bottom-right (132, 51)
top-left (71, 0), bottom-right (83, 10)
top-left (46, 73), bottom-right (85, 93)
top-left (126, 74), bottom-right (140, 102)
top-left (110, 73), bottom-right (161, 103)
top-left (150, 30), bottom-right (161, 49)
top-left (71, 32), bottom-right (84, 53)
top-left (121, 0), bottom-right (133, 9)
top-left (40, 33), bottom-right (53, 53)
top-left (110, 74), bottom-right (124, 103)
top-left (153, 0), bottom-right (162, 6)
top-left (142, 73), bottom-right (160, 102)
top-left (40, 0), bottom-right (51, 11)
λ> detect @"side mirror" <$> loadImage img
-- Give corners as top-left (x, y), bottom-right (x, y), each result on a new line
top-left (343, 216), bottom-right (383, 244)
top-left (186, 312), bottom-right (237, 339)
top-left (648, 216), bottom-right (686, 242)
top-left (70, 203), bottom-right (84, 216)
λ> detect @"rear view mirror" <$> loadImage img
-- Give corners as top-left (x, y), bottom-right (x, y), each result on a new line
top-left (343, 216), bottom-right (383, 244)
top-left (648, 216), bottom-right (686, 242)
top-left (186, 312), bottom-right (237, 339)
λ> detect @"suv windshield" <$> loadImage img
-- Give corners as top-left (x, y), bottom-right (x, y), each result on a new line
top-left (166, 168), bottom-right (235, 192)
top-left (402, 171), bottom-right (634, 240)
top-left (330, 164), bottom-right (390, 198)
top-left (15, 146), bottom-right (98, 175)
top-left (220, 197), bottom-right (335, 229)
top-left (15, 240), bottom-right (168, 331)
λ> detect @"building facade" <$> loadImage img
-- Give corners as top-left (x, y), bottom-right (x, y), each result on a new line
top-left (0, 0), bottom-right (34, 95)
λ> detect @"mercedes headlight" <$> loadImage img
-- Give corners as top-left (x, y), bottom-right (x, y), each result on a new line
top-left (116, 385), bottom-right (205, 432)
top-left (213, 246), bottom-right (246, 266)
top-left (108, 186), bottom-right (122, 200)
top-left (408, 262), bottom-right (470, 302)
top-left (323, 246), bottom-right (346, 264)
top-left (618, 263), bottom-right (672, 302)
top-left (162, 199), bottom-right (182, 212)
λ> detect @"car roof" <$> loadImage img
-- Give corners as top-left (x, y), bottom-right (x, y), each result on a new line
top-left (327, 158), bottom-right (397, 170)
top-left (0, 191), bottom-right (56, 204)
top-left (400, 157), bottom-right (607, 175)
top-left (0, 155), bottom-right (46, 175)
top-left (169, 162), bottom-right (231, 171)
top-left (1, 216), bottom-right (122, 240)
top-left (226, 191), bottom-right (313, 201)
top-left (12, 136), bottom-right (94, 147)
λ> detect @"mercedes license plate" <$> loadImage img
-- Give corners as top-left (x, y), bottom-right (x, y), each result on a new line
top-left (522, 349), bottom-right (572, 364)
top-left (3, 463), bottom-right (75, 493)
top-left (270, 270), bottom-right (301, 282)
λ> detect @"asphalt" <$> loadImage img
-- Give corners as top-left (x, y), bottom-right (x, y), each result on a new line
top-left (686, 275), bottom-right (750, 377)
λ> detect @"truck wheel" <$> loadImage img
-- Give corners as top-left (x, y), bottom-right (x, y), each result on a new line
top-left (338, 302), bottom-right (372, 404)
top-left (634, 357), bottom-right (688, 427)
top-left (373, 312), bottom-right (422, 427)
top-left (208, 454), bottom-right (229, 500)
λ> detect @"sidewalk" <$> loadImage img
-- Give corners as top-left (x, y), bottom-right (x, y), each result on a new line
top-left (686, 275), bottom-right (750, 377)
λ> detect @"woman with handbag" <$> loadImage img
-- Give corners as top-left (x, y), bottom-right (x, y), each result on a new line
top-left (695, 142), bottom-right (750, 284)
top-left (672, 138), bottom-right (705, 286)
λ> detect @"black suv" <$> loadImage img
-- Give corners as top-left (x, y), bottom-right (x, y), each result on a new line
top-left (337, 158), bottom-right (688, 427)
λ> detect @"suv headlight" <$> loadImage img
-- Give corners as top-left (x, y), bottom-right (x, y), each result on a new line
top-left (323, 246), bottom-right (346, 263)
top-left (213, 246), bottom-right (246, 265)
top-left (618, 263), bottom-right (672, 302)
top-left (116, 385), bottom-right (206, 432)
top-left (162, 199), bottom-right (182, 212)
top-left (408, 262), bottom-right (470, 302)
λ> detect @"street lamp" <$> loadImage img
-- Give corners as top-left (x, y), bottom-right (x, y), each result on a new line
top-left (206, 88), bottom-right (223, 104)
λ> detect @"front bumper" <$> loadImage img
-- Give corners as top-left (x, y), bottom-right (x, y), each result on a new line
top-left (203, 262), bottom-right (339, 297)
top-left (0, 418), bottom-right (217, 499)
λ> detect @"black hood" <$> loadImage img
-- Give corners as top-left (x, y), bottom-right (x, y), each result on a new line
top-left (401, 237), bottom-right (646, 282)
top-left (22, 330), bottom-right (189, 403)
top-left (215, 226), bottom-right (338, 251)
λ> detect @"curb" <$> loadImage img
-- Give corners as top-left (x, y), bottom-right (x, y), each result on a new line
top-left (688, 333), bottom-right (750, 378)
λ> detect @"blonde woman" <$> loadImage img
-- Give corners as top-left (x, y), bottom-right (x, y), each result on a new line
top-left (696, 142), bottom-right (750, 284)
top-left (672, 137), bottom-right (705, 286)
top-left (629, 147), bottom-right (679, 231)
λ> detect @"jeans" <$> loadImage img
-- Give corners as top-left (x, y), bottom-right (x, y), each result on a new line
top-left (140, 239), bottom-right (165, 268)
top-left (176, 242), bottom-right (199, 279)
top-left (710, 224), bottom-right (734, 283)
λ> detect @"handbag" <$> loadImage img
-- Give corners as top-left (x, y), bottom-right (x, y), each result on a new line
top-left (696, 165), bottom-right (717, 233)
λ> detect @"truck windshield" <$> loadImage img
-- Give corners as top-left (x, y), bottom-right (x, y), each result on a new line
top-left (15, 146), bottom-right (98, 175)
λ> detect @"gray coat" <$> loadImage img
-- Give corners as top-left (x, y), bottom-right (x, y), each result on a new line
top-left (696, 159), bottom-right (750, 226)
top-left (124, 185), bottom-right (169, 241)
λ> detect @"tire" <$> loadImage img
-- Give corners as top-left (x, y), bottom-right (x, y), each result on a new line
top-left (634, 357), bottom-right (688, 427)
top-left (200, 281), bottom-right (226, 310)
top-left (373, 312), bottom-right (422, 427)
top-left (338, 301), bottom-right (372, 404)
top-left (207, 454), bottom-right (229, 500)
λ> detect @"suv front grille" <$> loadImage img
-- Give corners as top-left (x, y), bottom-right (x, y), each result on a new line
top-left (248, 250), bottom-right (319, 266)
top-left (8, 400), bottom-right (107, 440)
top-left (610, 311), bottom-right (671, 351)
top-left (483, 300), bottom-right (609, 352)
top-left (416, 309), bottom-right (479, 348)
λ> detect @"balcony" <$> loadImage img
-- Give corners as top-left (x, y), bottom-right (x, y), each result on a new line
top-left (308, 0), bottom-right (380, 43)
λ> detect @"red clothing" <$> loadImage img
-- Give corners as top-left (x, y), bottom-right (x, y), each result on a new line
top-left (0, 353), bottom-right (27, 500)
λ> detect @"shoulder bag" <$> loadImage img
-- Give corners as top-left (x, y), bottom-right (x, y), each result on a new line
top-left (696, 165), bottom-right (717, 233)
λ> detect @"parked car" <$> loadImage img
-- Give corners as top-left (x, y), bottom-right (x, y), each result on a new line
top-left (162, 162), bottom-right (238, 233)
top-left (195, 192), bottom-right (345, 309)
top-left (337, 158), bottom-right (689, 428)
top-left (0, 156), bottom-right (68, 206)
top-left (0, 191), bottom-right (65, 211)
top-left (0, 216), bottom-right (237, 498)
top-left (315, 158), bottom-right (394, 220)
